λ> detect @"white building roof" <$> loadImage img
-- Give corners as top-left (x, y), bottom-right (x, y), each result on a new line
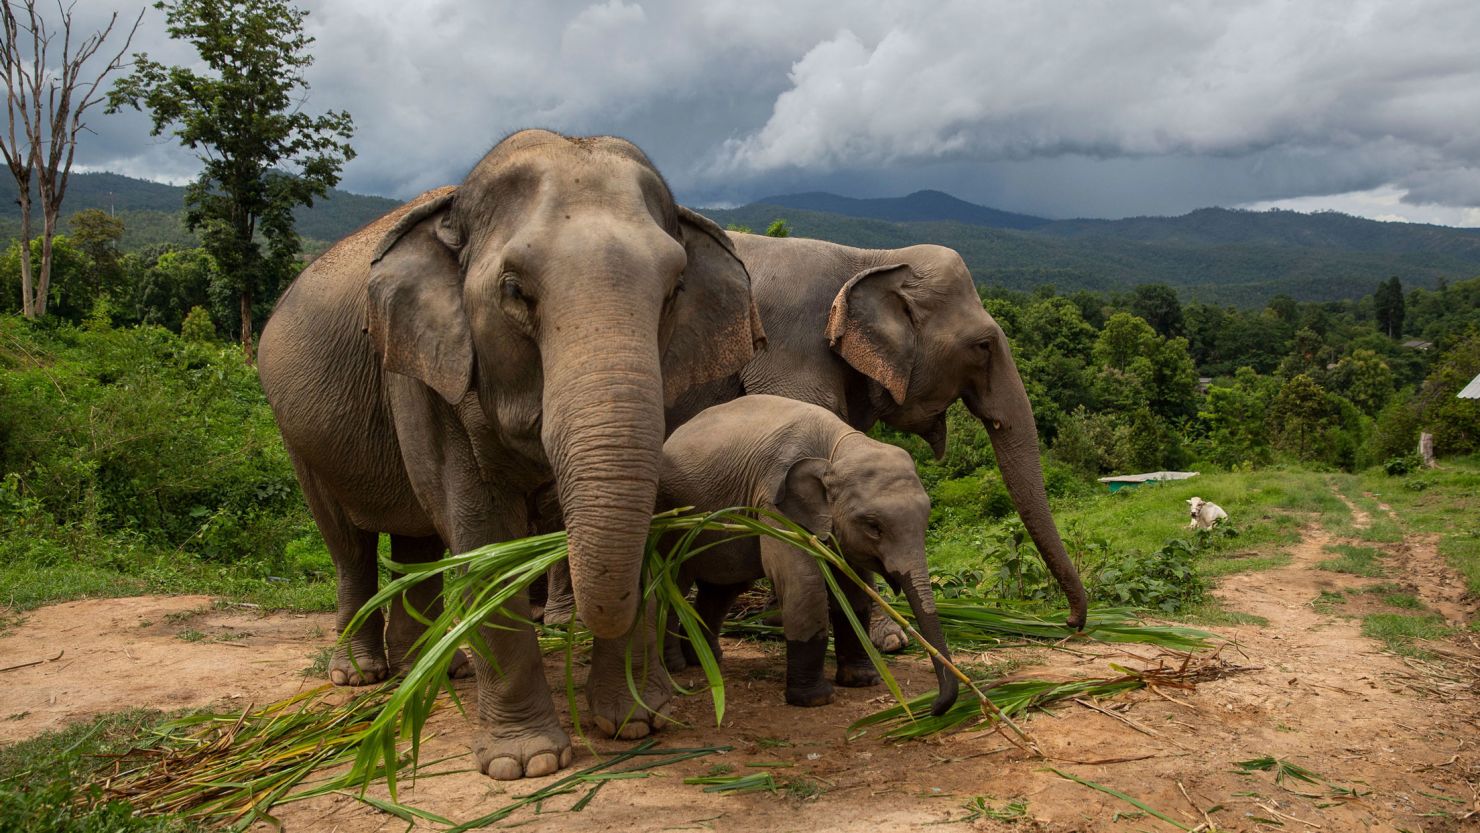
top-left (1459, 373), bottom-right (1480, 399)
top-left (1096, 471), bottom-right (1201, 484)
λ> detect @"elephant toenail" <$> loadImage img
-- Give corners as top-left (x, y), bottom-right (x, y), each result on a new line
top-left (526, 752), bottom-right (559, 777)
top-left (486, 757), bottom-right (522, 781)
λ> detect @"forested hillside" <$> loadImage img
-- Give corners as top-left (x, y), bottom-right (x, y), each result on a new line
top-left (0, 172), bottom-right (399, 251)
top-left (707, 203), bottom-right (1480, 305)
top-left (8, 174), bottom-right (1480, 306)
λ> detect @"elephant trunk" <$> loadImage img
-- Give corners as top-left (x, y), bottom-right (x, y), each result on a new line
top-left (543, 329), bottom-right (665, 641)
top-left (965, 367), bottom-right (1090, 631)
top-left (893, 568), bottom-right (958, 716)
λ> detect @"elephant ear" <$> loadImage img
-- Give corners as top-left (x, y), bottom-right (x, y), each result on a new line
top-left (826, 264), bottom-right (917, 405)
top-left (365, 188), bottom-right (473, 405)
top-left (772, 457), bottom-right (832, 541)
top-left (662, 206), bottom-right (767, 406)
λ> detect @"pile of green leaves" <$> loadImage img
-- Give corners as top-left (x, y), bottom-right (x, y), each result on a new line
top-left (852, 651), bottom-right (1247, 740)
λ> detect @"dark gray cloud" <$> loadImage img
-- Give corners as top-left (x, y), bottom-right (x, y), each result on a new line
top-left (71, 1), bottom-right (1480, 224)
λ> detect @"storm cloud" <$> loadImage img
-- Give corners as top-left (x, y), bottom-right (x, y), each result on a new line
top-left (73, 0), bottom-right (1480, 223)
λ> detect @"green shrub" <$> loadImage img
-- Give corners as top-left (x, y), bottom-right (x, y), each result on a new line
top-left (180, 305), bottom-right (216, 342)
top-left (0, 314), bottom-right (316, 607)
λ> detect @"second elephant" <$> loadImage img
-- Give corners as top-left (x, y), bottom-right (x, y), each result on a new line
top-left (658, 395), bottom-right (959, 716)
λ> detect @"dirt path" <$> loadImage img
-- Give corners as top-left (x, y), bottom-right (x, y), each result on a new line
top-left (0, 596), bottom-right (333, 743)
top-left (2, 489), bottom-right (1477, 831)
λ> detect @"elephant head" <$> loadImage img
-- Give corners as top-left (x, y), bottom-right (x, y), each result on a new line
top-left (775, 438), bottom-right (959, 715)
top-left (366, 130), bottom-right (764, 639)
top-left (825, 249), bottom-right (1089, 629)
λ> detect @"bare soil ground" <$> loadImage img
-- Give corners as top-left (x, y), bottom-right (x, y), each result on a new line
top-left (2, 489), bottom-right (1477, 832)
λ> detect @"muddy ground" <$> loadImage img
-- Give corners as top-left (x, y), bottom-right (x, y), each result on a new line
top-left (1, 490), bottom-right (1477, 832)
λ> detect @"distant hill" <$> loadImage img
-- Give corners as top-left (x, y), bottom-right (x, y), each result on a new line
top-left (703, 196), bottom-right (1480, 306)
top-left (757, 189), bottom-right (1051, 230)
top-left (7, 174), bottom-right (1480, 306)
top-left (0, 171), bottom-right (401, 251)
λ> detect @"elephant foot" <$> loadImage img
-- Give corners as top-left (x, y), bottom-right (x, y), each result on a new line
top-left (447, 648), bottom-right (474, 679)
top-left (662, 634), bottom-right (689, 672)
top-left (329, 647), bottom-right (389, 686)
top-left (835, 661), bottom-right (882, 688)
top-left (785, 679), bottom-right (835, 707)
top-left (542, 601), bottom-right (575, 627)
top-left (471, 720), bottom-right (573, 781)
top-left (587, 666), bottom-right (674, 739)
top-left (869, 612), bottom-right (908, 654)
top-left (680, 634), bottom-right (722, 668)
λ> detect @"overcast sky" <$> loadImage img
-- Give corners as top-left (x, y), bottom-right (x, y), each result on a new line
top-left (73, 0), bottom-right (1480, 225)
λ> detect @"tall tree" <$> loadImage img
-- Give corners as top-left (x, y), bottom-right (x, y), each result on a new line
top-left (1129, 283), bottom-right (1185, 338)
top-left (109, 0), bottom-right (354, 362)
top-left (69, 207), bottom-right (126, 299)
top-left (1, 1), bottom-right (140, 318)
top-left (1373, 276), bottom-right (1405, 339)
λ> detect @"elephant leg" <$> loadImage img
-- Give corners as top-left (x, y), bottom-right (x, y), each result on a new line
top-left (763, 538), bottom-right (833, 707)
top-left (831, 571), bottom-right (883, 688)
top-left (661, 568), bottom-right (696, 672)
top-left (542, 560), bottom-right (576, 626)
top-left (587, 598), bottom-right (674, 739)
top-left (388, 387), bottom-right (570, 781)
top-left (468, 585), bottom-right (573, 780)
top-left (385, 534), bottom-right (472, 680)
top-left (867, 587), bottom-right (908, 653)
top-left (450, 510), bottom-right (570, 781)
top-left (684, 579), bottom-right (749, 667)
top-left (293, 462), bottom-right (387, 686)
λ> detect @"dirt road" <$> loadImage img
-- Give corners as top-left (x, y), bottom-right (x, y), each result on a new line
top-left (2, 491), bottom-right (1476, 831)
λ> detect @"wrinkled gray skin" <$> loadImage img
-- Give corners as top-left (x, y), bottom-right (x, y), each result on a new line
top-left (544, 234), bottom-right (1091, 641)
top-left (257, 130), bottom-right (763, 780)
top-left (676, 234), bottom-right (1090, 634)
top-left (658, 395), bottom-right (958, 715)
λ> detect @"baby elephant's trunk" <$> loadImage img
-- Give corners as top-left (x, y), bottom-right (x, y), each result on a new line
top-left (893, 570), bottom-right (959, 716)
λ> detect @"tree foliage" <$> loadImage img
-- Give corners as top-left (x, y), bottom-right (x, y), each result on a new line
top-left (108, 0), bottom-right (354, 361)
top-left (1373, 276), bottom-right (1405, 339)
top-left (1, 1), bottom-right (139, 317)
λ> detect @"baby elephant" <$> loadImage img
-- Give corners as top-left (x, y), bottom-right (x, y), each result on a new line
top-left (1187, 496), bottom-right (1228, 530)
top-left (659, 395), bottom-right (958, 715)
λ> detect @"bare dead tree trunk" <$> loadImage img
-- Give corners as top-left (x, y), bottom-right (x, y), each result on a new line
top-left (15, 188), bottom-right (34, 316)
top-left (239, 289), bottom-right (254, 365)
top-left (0, 1), bottom-right (140, 318)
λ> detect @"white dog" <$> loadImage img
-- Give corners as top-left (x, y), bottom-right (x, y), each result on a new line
top-left (1187, 497), bottom-right (1228, 530)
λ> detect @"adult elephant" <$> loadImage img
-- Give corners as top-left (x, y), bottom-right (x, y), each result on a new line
top-left (258, 130), bottom-right (763, 780)
top-left (672, 234), bottom-right (1090, 635)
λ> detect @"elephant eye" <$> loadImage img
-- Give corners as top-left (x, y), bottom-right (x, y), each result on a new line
top-left (501, 274), bottom-right (531, 306)
top-left (862, 516), bottom-right (883, 540)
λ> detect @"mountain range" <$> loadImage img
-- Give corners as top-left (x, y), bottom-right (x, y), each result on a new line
top-left (6, 173), bottom-right (1480, 306)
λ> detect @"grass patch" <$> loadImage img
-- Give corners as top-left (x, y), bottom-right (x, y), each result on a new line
top-left (1360, 457), bottom-right (1480, 596)
top-left (302, 646), bottom-right (333, 677)
top-left (1318, 543), bottom-right (1387, 577)
top-left (1312, 589), bottom-right (1345, 615)
top-left (0, 710), bottom-right (199, 833)
top-left (1361, 613), bottom-right (1451, 657)
top-left (928, 469), bottom-right (1322, 578)
top-left (1178, 600), bottom-right (1270, 628)
top-left (0, 554), bottom-right (336, 616)
top-left (1371, 590), bottom-right (1424, 610)
top-left (1197, 549), bottom-right (1291, 578)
